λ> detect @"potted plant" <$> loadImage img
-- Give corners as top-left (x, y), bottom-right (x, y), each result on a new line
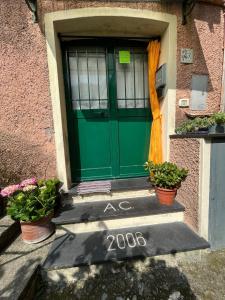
top-left (175, 119), bottom-right (196, 134)
top-left (194, 117), bottom-right (214, 133)
top-left (175, 117), bottom-right (214, 135)
top-left (0, 178), bottom-right (60, 244)
top-left (209, 112), bottom-right (225, 134)
top-left (144, 161), bottom-right (188, 206)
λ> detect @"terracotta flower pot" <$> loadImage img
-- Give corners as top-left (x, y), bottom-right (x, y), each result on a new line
top-left (20, 212), bottom-right (55, 244)
top-left (155, 187), bottom-right (177, 206)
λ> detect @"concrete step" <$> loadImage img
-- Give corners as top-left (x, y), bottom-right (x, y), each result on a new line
top-left (53, 195), bottom-right (185, 234)
top-left (56, 209), bottom-right (184, 235)
top-left (43, 222), bottom-right (210, 270)
top-left (64, 189), bottom-right (155, 205)
top-left (0, 215), bottom-right (20, 252)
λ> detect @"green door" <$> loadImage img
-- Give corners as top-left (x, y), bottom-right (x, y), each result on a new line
top-left (63, 40), bottom-right (152, 182)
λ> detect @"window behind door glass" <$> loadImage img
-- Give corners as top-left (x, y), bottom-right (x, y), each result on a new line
top-left (69, 47), bottom-right (108, 110)
top-left (116, 48), bottom-right (149, 109)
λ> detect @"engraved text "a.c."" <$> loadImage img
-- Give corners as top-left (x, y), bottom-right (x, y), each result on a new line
top-left (104, 201), bottom-right (133, 213)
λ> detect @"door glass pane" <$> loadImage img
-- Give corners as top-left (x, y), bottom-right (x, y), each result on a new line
top-left (69, 47), bottom-right (108, 110)
top-left (116, 48), bottom-right (149, 109)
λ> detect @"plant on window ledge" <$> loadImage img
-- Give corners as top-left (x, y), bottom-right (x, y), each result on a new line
top-left (175, 117), bottom-right (215, 135)
top-left (209, 112), bottom-right (225, 133)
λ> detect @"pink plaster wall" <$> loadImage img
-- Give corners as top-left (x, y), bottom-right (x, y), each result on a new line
top-left (38, 1), bottom-right (224, 126)
top-left (170, 138), bottom-right (200, 231)
top-left (0, 0), bottom-right (223, 187)
top-left (176, 4), bottom-right (224, 124)
top-left (0, 0), bottom-right (56, 185)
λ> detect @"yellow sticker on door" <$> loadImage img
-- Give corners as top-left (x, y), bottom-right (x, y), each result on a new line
top-left (119, 50), bottom-right (131, 64)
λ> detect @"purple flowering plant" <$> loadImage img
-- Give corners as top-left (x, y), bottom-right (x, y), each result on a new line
top-left (0, 184), bottom-right (21, 198)
top-left (1, 178), bottom-right (59, 222)
top-left (0, 178), bottom-right (37, 198)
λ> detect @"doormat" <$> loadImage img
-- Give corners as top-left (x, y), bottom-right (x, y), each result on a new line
top-left (76, 180), bottom-right (111, 195)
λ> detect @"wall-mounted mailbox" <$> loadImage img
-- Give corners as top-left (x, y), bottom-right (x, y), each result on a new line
top-left (156, 63), bottom-right (167, 99)
top-left (156, 63), bottom-right (167, 89)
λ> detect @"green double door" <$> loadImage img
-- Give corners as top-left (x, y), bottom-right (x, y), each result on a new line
top-left (63, 39), bottom-right (152, 182)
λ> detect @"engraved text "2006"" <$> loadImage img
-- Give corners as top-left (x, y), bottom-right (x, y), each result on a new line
top-left (107, 232), bottom-right (147, 251)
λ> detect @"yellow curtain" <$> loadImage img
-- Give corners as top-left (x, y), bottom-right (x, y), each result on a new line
top-left (147, 40), bottom-right (163, 163)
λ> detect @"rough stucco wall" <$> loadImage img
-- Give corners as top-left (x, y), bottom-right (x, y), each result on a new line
top-left (0, 1), bottom-right (223, 186)
top-left (0, 0), bottom-right (56, 185)
top-left (38, 1), bottom-right (224, 126)
top-left (176, 5), bottom-right (224, 124)
top-left (170, 138), bottom-right (200, 231)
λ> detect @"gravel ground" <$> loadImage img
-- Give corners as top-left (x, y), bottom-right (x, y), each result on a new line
top-left (36, 249), bottom-right (225, 300)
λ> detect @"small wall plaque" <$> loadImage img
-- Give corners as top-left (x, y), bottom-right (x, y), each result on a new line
top-left (181, 48), bottom-right (193, 64)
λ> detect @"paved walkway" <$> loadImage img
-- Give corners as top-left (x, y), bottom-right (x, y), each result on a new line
top-left (0, 234), bottom-right (54, 299)
top-left (1, 234), bottom-right (225, 300)
top-left (39, 249), bottom-right (225, 300)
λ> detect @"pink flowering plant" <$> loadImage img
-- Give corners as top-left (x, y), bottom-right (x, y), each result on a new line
top-left (0, 184), bottom-right (21, 198)
top-left (20, 178), bottom-right (37, 188)
top-left (1, 178), bottom-right (59, 222)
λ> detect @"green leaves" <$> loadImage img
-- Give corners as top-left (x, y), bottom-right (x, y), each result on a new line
top-left (175, 113), bottom-right (225, 135)
top-left (6, 179), bottom-right (60, 222)
top-left (145, 161), bottom-right (188, 190)
top-left (175, 117), bottom-right (215, 134)
top-left (212, 112), bottom-right (225, 125)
